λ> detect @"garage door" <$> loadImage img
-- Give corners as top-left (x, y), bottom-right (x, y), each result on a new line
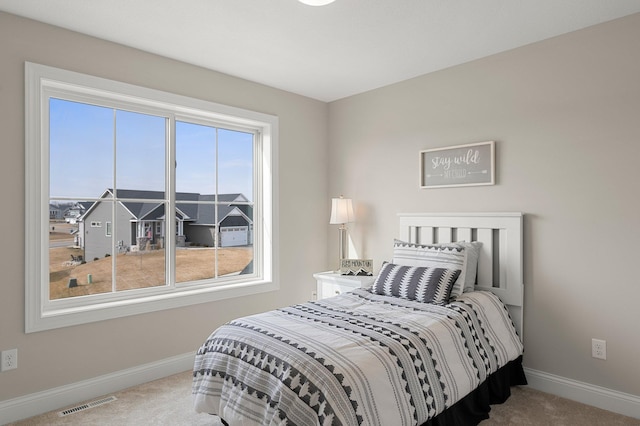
top-left (220, 226), bottom-right (248, 247)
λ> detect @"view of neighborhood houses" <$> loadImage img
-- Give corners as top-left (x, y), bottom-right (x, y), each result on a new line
top-left (48, 98), bottom-right (255, 300)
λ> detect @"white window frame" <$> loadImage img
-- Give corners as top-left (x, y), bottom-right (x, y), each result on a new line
top-left (25, 62), bottom-right (279, 333)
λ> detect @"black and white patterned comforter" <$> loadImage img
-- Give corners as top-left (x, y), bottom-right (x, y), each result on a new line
top-left (193, 289), bottom-right (523, 425)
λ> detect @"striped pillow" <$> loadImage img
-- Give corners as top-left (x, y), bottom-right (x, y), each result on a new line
top-left (392, 240), bottom-right (482, 297)
top-left (393, 240), bottom-right (467, 298)
top-left (370, 262), bottom-right (461, 304)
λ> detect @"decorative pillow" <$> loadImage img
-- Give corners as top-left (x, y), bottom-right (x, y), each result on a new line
top-left (392, 239), bottom-right (482, 297)
top-left (370, 262), bottom-right (460, 304)
top-left (451, 241), bottom-right (482, 293)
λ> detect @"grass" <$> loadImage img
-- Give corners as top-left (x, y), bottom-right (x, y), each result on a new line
top-left (49, 245), bottom-right (253, 300)
top-left (49, 221), bottom-right (77, 241)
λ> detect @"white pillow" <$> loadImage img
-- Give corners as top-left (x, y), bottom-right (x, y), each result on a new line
top-left (448, 241), bottom-right (482, 293)
top-left (392, 239), bottom-right (482, 297)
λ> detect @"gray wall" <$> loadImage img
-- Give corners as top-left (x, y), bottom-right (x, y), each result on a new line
top-left (1, 7), bottom-right (639, 408)
top-left (328, 13), bottom-right (640, 396)
top-left (0, 11), bottom-right (328, 401)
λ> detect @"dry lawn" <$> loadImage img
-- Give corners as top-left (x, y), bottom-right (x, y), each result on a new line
top-left (49, 221), bottom-right (78, 241)
top-left (49, 246), bottom-right (253, 300)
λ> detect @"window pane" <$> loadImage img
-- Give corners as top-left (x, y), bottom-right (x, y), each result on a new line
top-left (116, 110), bottom-right (166, 197)
top-left (176, 121), bottom-right (216, 194)
top-left (218, 129), bottom-right (254, 202)
top-left (176, 202), bottom-right (216, 283)
top-left (49, 99), bottom-right (113, 199)
top-left (175, 202), bottom-right (254, 283)
top-left (114, 201), bottom-right (167, 291)
top-left (49, 199), bottom-right (112, 300)
top-left (218, 213), bottom-right (254, 277)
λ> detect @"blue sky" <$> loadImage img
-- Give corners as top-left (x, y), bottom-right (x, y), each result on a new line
top-left (49, 98), bottom-right (254, 201)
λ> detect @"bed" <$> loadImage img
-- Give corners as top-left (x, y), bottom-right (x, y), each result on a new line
top-left (193, 213), bottom-right (526, 425)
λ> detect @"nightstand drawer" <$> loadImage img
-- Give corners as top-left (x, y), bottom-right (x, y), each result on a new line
top-left (321, 281), bottom-right (355, 298)
top-left (313, 272), bottom-right (375, 300)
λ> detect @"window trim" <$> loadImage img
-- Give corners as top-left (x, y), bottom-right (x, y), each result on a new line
top-left (25, 62), bottom-right (279, 333)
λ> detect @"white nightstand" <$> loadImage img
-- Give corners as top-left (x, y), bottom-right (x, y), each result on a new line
top-left (313, 271), bottom-right (376, 300)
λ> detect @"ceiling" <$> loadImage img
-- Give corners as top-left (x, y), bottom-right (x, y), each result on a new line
top-left (2, 1), bottom-right (640, 102)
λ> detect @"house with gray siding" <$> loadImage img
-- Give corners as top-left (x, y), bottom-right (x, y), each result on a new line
top-left (79, 189), bottom-right (252, 262)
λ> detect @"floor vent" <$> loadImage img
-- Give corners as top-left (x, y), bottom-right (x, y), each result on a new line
top-left (58, 395), bottom-right (118, 417)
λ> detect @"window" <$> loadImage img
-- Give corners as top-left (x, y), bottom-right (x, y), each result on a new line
top-left (25, 63), bottom-right (278, 332)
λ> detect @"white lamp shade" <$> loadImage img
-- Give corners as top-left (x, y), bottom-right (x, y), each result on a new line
top-left (329, 197), bottom-right (354, 224)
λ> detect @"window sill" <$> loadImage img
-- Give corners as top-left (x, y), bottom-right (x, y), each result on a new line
top-left (27, 279), bottom-right (279, 333)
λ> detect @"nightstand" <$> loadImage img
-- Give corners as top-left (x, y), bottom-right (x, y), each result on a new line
top-left (313, 271), bottom-right (376, 300)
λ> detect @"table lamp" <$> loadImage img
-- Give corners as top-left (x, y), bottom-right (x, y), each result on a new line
top-left (329, 195), bottom-right (354, 271)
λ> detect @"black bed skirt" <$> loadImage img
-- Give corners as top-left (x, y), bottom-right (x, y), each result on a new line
top-left (422, 355), bottom-right (527, 426)
top-left (217, 356), bottom-right (526, 426)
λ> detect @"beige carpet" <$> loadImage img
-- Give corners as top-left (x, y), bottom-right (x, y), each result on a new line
top-left (9, 371), bottom-right (639, 425)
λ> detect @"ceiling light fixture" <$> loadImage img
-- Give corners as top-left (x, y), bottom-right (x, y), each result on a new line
top-left (298, 0), bottom-right (336, 6)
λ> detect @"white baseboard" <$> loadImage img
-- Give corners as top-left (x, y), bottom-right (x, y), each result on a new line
top-left (0, 351), bottom-right (194, 425)
top-left (524, 367), bottom-right (640, 420)
top-left (2, 361), bottom-right (638, 424)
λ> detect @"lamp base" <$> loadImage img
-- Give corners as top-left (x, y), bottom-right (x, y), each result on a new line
top-left (336, 225), bottom-right (348, 273)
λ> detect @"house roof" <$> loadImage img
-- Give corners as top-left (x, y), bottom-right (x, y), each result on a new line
top-left (81, 189), bottom-right (251, 225)
top-left (186, 204), bottom-right (251, 227)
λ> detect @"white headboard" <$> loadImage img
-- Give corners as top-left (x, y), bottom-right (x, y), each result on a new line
top-left (398, 213), bottom-right (524, 340)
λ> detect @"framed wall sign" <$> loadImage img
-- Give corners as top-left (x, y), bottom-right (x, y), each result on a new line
top-left (420, 141), bottom-right (495, 188)
top-left (340, 259), bottom-right (373, 276)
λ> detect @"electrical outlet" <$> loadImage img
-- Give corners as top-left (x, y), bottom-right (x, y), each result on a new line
top-left (311, 291), bottom-right (318, 301)
top-left (592, 338), bottom-right (606, 360)
top-left (1, 348), bottom-right (18, 371)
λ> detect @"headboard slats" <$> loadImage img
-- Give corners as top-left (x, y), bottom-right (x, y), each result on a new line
top-left (476, 227), bottom-right (494, 286)
top-left (398, 213), bottom-right (523, 340)
top-left (417, 226), bottom-right (434, 244)
top-left (437, 227), bottom-right (453, 243)
top-left (457, 227), bottom-right (472, 242)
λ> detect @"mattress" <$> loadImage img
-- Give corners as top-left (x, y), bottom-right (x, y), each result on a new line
top-left (192, 289), bottom-right (524, 425)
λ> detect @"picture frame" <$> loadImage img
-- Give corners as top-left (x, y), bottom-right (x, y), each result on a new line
top-left (420, 141), bottom-right (495, 188)
top-left (340, 259), bottom-right (373, 276)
